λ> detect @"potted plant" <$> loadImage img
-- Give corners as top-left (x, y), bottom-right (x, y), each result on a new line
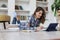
top-left (51, 0), bottom-right (60, 16)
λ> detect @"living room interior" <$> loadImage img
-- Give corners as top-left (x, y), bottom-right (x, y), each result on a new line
top-left (0, 0), bottom-right (60, 31)
top-left (0, 0), bottom-right (60, 40)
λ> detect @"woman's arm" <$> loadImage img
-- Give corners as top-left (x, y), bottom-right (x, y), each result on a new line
top-left (27, 16), bottom-right (33, 27)
top-left (35, 23), bottom-right (44, 32)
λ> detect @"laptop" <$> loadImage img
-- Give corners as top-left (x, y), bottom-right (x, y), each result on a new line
top-left (45, 23), bottom-right (58, 31)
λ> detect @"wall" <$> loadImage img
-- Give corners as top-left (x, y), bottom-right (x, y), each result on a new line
top-left (8, 0), bottom-right (15, 24)
top-left (44, 0), bottom-right (57, 27)
top-left (29, 0), bottom-right (36, 16)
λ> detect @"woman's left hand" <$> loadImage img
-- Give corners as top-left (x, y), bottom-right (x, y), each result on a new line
top-left (35, 26), bottom-right (44, 32)
top-left (40, 26), bottom-right (44, 29)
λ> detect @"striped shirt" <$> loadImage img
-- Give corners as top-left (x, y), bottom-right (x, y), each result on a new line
top-left (29, 16), bottom-right (41, 27)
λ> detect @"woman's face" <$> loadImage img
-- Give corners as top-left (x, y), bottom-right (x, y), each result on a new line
top-left (35, 10), bottom-right (43, 19)
top-left (57, 10), bottom-right (60, 16)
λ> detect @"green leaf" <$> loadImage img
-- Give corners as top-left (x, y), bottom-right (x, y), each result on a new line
top-left (51, 0), bottom-right (60, 16)
top-left (51, 4), bottom-right (55, 11)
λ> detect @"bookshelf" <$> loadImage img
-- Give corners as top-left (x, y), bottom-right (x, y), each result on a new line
top-left (15, 0), bottom-right (29, 4)
top-left (15, 0), bottom-right (30, 21)
top-left (0, 0), bottom-right (8, 8)
top-left (15, 0), bottom-right (48, 21)
top-left (15, 0), bottom-right (48, 22)
top-left (15, 10), bottom-right (30, 13)
top-left (0, 8), bottom-right (8, 11)
top-left (0, 0), bottom-right (8, 14)
top-left (36, 0), bottom-right (48, 13)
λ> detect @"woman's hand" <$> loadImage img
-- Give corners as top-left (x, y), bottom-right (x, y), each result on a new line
top-left (35, 26), bottom-right (44, 32)
top-left (27, 23), bottom-right (30, 27)
top-left (35, 23), bottom-right (44, 32)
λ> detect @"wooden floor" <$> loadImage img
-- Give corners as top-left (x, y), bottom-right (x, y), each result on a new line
top-left (0, 30), bottom-right (60, 40)
top-left (0, 24), bottom-right (60, 40)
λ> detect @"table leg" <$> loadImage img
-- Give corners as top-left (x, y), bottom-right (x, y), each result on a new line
top-left (8, 21), bottom-right (10, 24)
top-left (3, 22), bottom-right (6, 29)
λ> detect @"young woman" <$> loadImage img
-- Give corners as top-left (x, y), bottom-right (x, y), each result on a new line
top-left (28, 7), bottom-right (46, 31)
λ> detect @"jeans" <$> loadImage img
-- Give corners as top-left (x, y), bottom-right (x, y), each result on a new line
top-left (12, 17), bottom-right (21, 24)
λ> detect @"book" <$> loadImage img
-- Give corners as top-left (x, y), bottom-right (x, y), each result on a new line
top-left (15, 5), bottom-right (19, 10)
top-left (19, 6), bottom-right (23, 10)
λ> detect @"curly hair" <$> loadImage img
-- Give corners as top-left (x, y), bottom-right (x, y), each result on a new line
top-left (33, 7), bottom-right (46, 24)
